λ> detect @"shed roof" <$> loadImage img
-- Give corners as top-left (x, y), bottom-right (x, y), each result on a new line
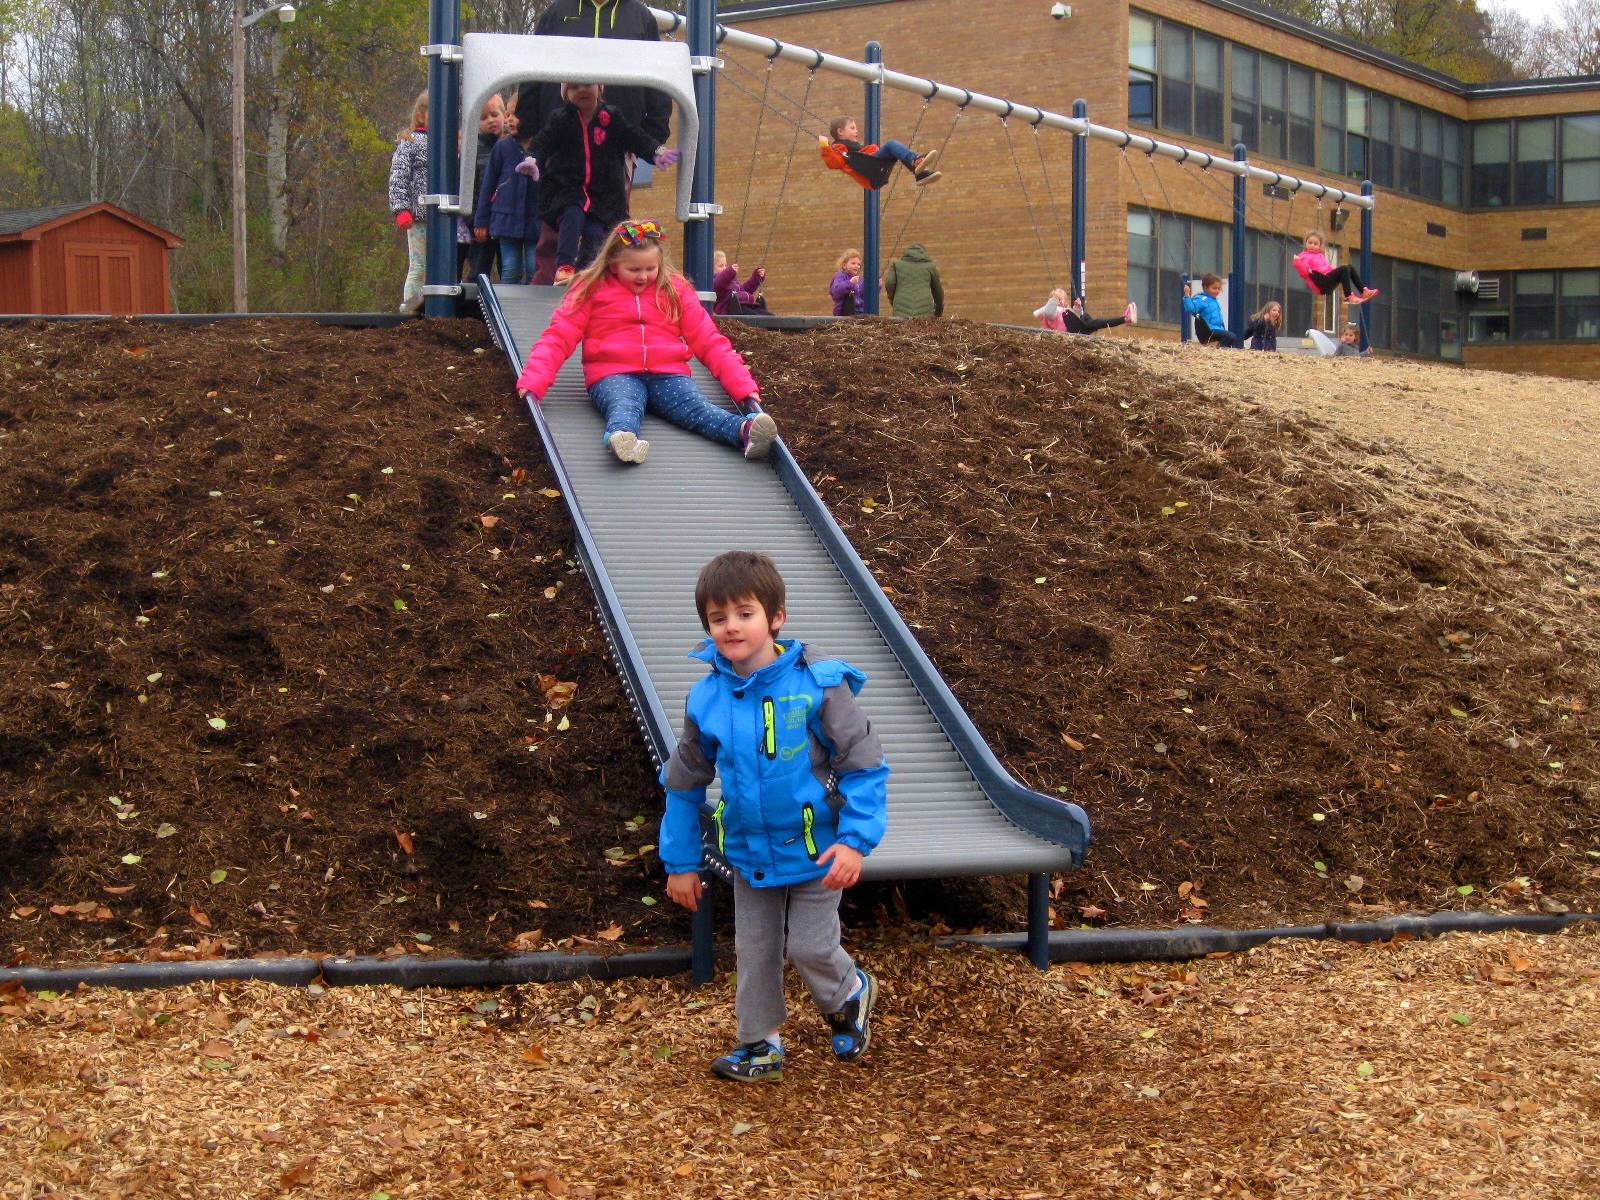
top-left (0, 201), bottom-right (183, 247)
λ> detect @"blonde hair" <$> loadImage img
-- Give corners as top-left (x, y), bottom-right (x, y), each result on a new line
top-left (1303, 230), bottom-right (1324, 247)
top-left (564, 224), bottom-right (683, 322)
top-left (836, 248), bottom-right (862, 269)
top-left (399, 89), bottom-right (428, 141)
top-left (1252, 299), bottom-right (1282, 326)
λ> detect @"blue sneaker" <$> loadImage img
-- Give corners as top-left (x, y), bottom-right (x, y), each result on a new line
top-left (710, 1039), bottom-right (784, 1082)
top-left (826, 969), bottom-right (877, 1062)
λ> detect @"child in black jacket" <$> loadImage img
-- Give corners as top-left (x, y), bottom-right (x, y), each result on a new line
top-left (522, 82), bottom-right (680, 281)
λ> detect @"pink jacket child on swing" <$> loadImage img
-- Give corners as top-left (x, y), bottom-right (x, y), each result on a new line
top-left (1292, 231), bottom-right (1379, 307)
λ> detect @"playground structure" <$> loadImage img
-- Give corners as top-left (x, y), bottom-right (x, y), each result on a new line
top-left (420, 1), bottom-right (1378, 347)
top-left (408, 0), bottom-right (1383, 977)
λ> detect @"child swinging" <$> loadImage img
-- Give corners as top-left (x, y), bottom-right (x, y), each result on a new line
top-left (1292, 231), bottom-right (1379, 307)
top-left (819, 116), bottom-right (942, 190)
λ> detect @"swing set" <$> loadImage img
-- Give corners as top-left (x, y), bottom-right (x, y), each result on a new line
top-left (420, 2), bottom-right (1377, 344)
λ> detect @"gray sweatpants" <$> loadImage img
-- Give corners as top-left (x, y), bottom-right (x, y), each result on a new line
top-left (733, 874), bottom-right (858, 1045)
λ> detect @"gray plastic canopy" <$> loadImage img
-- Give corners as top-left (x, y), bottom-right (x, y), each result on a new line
top-left (455, 33), bottom-right (699, 221)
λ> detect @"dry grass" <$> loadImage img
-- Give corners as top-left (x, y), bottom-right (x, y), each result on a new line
top-left (5, 928), bottom-right (1598, 1198)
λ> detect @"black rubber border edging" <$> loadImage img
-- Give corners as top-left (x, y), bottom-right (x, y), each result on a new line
top-left (4, 913), bottom-right (1594, 993)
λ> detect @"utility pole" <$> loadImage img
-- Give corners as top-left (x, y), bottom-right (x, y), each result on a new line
top-left (232, 0), bottom-right (247, 313)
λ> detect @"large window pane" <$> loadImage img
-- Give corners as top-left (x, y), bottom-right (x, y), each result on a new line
top-left (1560, 270), bottom-right (1600, 340)
top-left (1420, 110), bottom-right (1443, 200)
top-left (1288, 66), bottom-right (1314, 164)
top-left (1194, 34), bottom-right (1224, 143)
top-left (1231, 46), bottom-right (1258, 150)
top-left (1398, 104), bottom-right (1421, 194)
top-left (1442, 119), bottom-right (1462, 206)
top-left (1515, 119), bottom-right (1558, 205)
top-left (1130, 14), bottom-right (1157, 71)
top-left (1260, 57), bottom-right (1286, 160)
top-left (1128, 208), bottom-right (1156, 320)
top-left (1472, 120), bottom-right (1510, 207)
top-left (1394, 263), bottom-right (1418, 352)
top-left (1369, 95), bottom-right (1393, 187)
top-left (1160, 24), bottom-right (1192, 134)
top-left (1561, 114), bottom-right (1600, 202)
top-left (1513, 272), bottom-right (1556, 340)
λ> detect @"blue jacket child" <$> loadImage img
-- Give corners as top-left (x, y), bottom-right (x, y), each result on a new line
top-left (1182, 274), bottom-right (1242, 347)
top-left (474, 132), bottom-right (541, 241)
top-left (659, 638), bottom-right (888, 887)
top-left (1182, 288), bottom-right (1226, 330)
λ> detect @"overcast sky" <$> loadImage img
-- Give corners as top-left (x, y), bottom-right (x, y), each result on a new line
top-left (1482, 0), bottom-right (1575, 25)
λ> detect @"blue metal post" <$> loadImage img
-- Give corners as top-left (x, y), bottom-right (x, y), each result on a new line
top-left (863, 41), bottom-right (883, 315)
top-left (1230, 141), bottom-right (1247, 339)
top-left (423, 0), bottom-right (462, 318)
top-left (684, 0), bottom-right (717, 294)
top-left (1071, 99), bottom-right (1087, 304)
top-left (1180, 272), bottom-right (1192, 343)
top-left (1358, 179), bottom-right (1374, 352)
top-left (1027, 873), bottom-right (1052, 970)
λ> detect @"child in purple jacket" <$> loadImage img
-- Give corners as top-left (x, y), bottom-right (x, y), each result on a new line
top-left (713, 251), bottom-right (767, 315)
top-left (830, 248), bottom-right (867, 316)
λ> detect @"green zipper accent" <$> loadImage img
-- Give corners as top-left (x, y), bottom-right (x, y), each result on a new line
top-left (801, 802), bottom-right (818, 858)
top-left (761, 697), bottom-right (777, 760)
top-left (711, 799), bottom-right (726, 853)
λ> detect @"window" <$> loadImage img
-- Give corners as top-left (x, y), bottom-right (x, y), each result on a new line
top-left (1420, 109), bottom-right (1443, 201)
top-left (1513, 272), bottom-right (1556, 340)
top-left (1345, 86), bottom-right (1368, 182)
top-left (1127, 207), bottom-right (1230, 326)
top-left (1320, 77), bottom-right (1344, 175)
top-left (1231, 47), bottom-right (1257, 151)
top-left (1194, 34), bottom-right (1224, 143)
top-left (1288, 66), bottom-right (1314, 165)
top-left (1472, 122), bottom-right (1510, 206)
top-left (1260, 57), bottom-right (1286, 161)
top-left (1515, 119), bottom-right (1558, 206)
top-left (1160, 23), bottom-right (1192, 135)
top-left (1563, 114), bottom-right (1600, 203)
top-left (1560, 271), bottom-right (1600, 340)
top-left (1398, 104), bottom-right (1421, 195)
top-left (1365, 259), bottom-right (1393, 350)
top-left (1393, 261), bottom-right (1419, 353)
top-left (1129, 13), bottom-right (1157, 125)
top-left (1442, 120), bottom-right (1462, 207)
top-left (1368, 94), bottom-right (1393, 188)
top-left (1467, 273), bottom-right (1510, 343)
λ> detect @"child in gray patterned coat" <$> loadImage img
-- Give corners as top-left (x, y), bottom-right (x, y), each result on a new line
top-left (387, 90), bottom-right (429, 314)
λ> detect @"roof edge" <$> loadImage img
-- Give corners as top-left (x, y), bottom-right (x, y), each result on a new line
top-left (0, 201), bottom-right (184, 247)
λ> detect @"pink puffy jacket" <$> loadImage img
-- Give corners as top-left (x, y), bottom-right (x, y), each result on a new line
top-left (516, 273), bottom-right (758, 401)
top-left (1292, 248), bottom-right (1332, 294)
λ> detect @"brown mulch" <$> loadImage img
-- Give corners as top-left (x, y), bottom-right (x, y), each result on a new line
top-left (4, 928), bottom-right (1599, 1198)
top-left (1, 317), bottom-right (1597, 969)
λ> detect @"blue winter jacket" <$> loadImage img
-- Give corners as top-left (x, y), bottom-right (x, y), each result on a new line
top-left (658, 638), bottom-right (889, 888)
top-left (1182, 290), bottom-right (1227, 332)
top-left (474, 135), bottom-right (542, 240)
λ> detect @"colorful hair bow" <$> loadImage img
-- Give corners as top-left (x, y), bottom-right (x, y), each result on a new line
top-left (617, 220), bottom-right (665, 246)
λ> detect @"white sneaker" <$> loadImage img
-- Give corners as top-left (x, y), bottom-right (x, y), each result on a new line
top-left (741, 413), bottom-right (777, 461)
top-left (608, 431), bottom-right (649, 464)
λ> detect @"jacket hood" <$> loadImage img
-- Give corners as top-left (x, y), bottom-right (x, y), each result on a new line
top-left (900, 244), bottom-right (931, 262)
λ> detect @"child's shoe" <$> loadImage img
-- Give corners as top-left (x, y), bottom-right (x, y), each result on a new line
top-left (607, 431), bottom-right (649, 464)
top-left (740, 413), bottom-right (777, 461)
top-left (1345, 292), bottom-right (1367, 306)
top-left (710, 1039), bottom-right (784, 1082)
top-left (554, 264), bottom-right (576, 284)
top-left (913, 149), bottom-right (940, 174)
top-left (914, 169), bottom-right (942, 186)
top-left (1360, 287), bottom-right (1380, 300)
top-left (826, 968), bottom-right (877, 1062)
top-left (1124, 301), bottom-right (1139, 325)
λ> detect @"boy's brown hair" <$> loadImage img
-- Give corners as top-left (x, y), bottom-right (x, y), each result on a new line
top-left (695, 551), bottom-right (786, 632)
top-left (1200, 272), bottom-right (1222, 289)
top-left (828, 115), bottom-right (856, 142)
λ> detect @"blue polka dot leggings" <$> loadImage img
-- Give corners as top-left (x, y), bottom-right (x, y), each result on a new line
top-left (588, 371), bottom-right (746, 449)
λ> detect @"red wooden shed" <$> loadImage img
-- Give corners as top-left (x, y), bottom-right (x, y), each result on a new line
top-left (0, 202), bottom-right (183, 315)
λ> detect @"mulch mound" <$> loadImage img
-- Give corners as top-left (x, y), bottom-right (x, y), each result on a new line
top-left (1, 317), bottom-right (1594, 967)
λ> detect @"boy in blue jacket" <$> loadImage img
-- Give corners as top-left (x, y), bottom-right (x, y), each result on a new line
top-left (1183, 273), bottom-right (1242, 347)
top-left (660, 551), bottom-right (889, 1083)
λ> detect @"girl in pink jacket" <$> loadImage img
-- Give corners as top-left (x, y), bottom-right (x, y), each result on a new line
top-left (1292, 231), bottom-right (1379, 306)
top-left (516, 219), bottom-right (777, 465)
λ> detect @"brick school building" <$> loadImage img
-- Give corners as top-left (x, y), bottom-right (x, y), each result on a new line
top-left (708, 0), bottom-right (1600, 378)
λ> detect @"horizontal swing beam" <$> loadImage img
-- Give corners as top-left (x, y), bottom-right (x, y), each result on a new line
top-left (647, 6), bottom-right (1374, 210)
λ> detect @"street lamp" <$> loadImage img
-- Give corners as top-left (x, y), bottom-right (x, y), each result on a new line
top-left (232, 2), bottom-right (296, 313)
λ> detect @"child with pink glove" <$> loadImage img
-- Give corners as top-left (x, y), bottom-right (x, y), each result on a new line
top-left (386, 90), bottom-right (429, 313)
top-left (517, 82), bottom-right (681, 283)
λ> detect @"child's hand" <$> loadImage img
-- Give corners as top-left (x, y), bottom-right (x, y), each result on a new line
top-left (743, 391), bottom-right (761, 409)
top-left (818, 135), bottom-right (830, 148)
top-left (395, 211), bottom-right (414, 229)
top-left (518, 389), bottom-right (540, 405)
top-left (729, 262), bottom-right (740, 276)
top-left (666, 871), bottom-right (703, 911)
top-left (817, 844), bottom-right (863, 890)
top-left (654, 148), bottom-right (681, 168)
top-left (515, 157), bottom-right (540, 181)
top-left (474, 227), bottom-right (489, 242)
top-left (753, 268), bottom-right (765, 279)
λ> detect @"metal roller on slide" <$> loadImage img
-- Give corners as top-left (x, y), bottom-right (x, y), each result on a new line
top-left (478, 281), bottom-right (1089, 884)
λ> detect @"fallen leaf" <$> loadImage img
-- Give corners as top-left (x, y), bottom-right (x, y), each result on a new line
top-left (509, 468), bottom-right (528, 485)
top-left (1060, 733), bottom-right (1086, 752)
top-left (732, 1122), bottom-right (755, 1137)
top-left (279, 1157), bottom-right (317, 1188)
top-left (479, 514), bottom-right (500, 528)
top-left (521, 1044), bottom-right (549, 1067)
top-left (395, 831), bottom-right (415, 856)
top-left (1078, 904), bottom-right (1108, 920)
top-left (190, 905), bottom-right (212, 928)
top-left (595, 923), bottom-right (624, 942)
